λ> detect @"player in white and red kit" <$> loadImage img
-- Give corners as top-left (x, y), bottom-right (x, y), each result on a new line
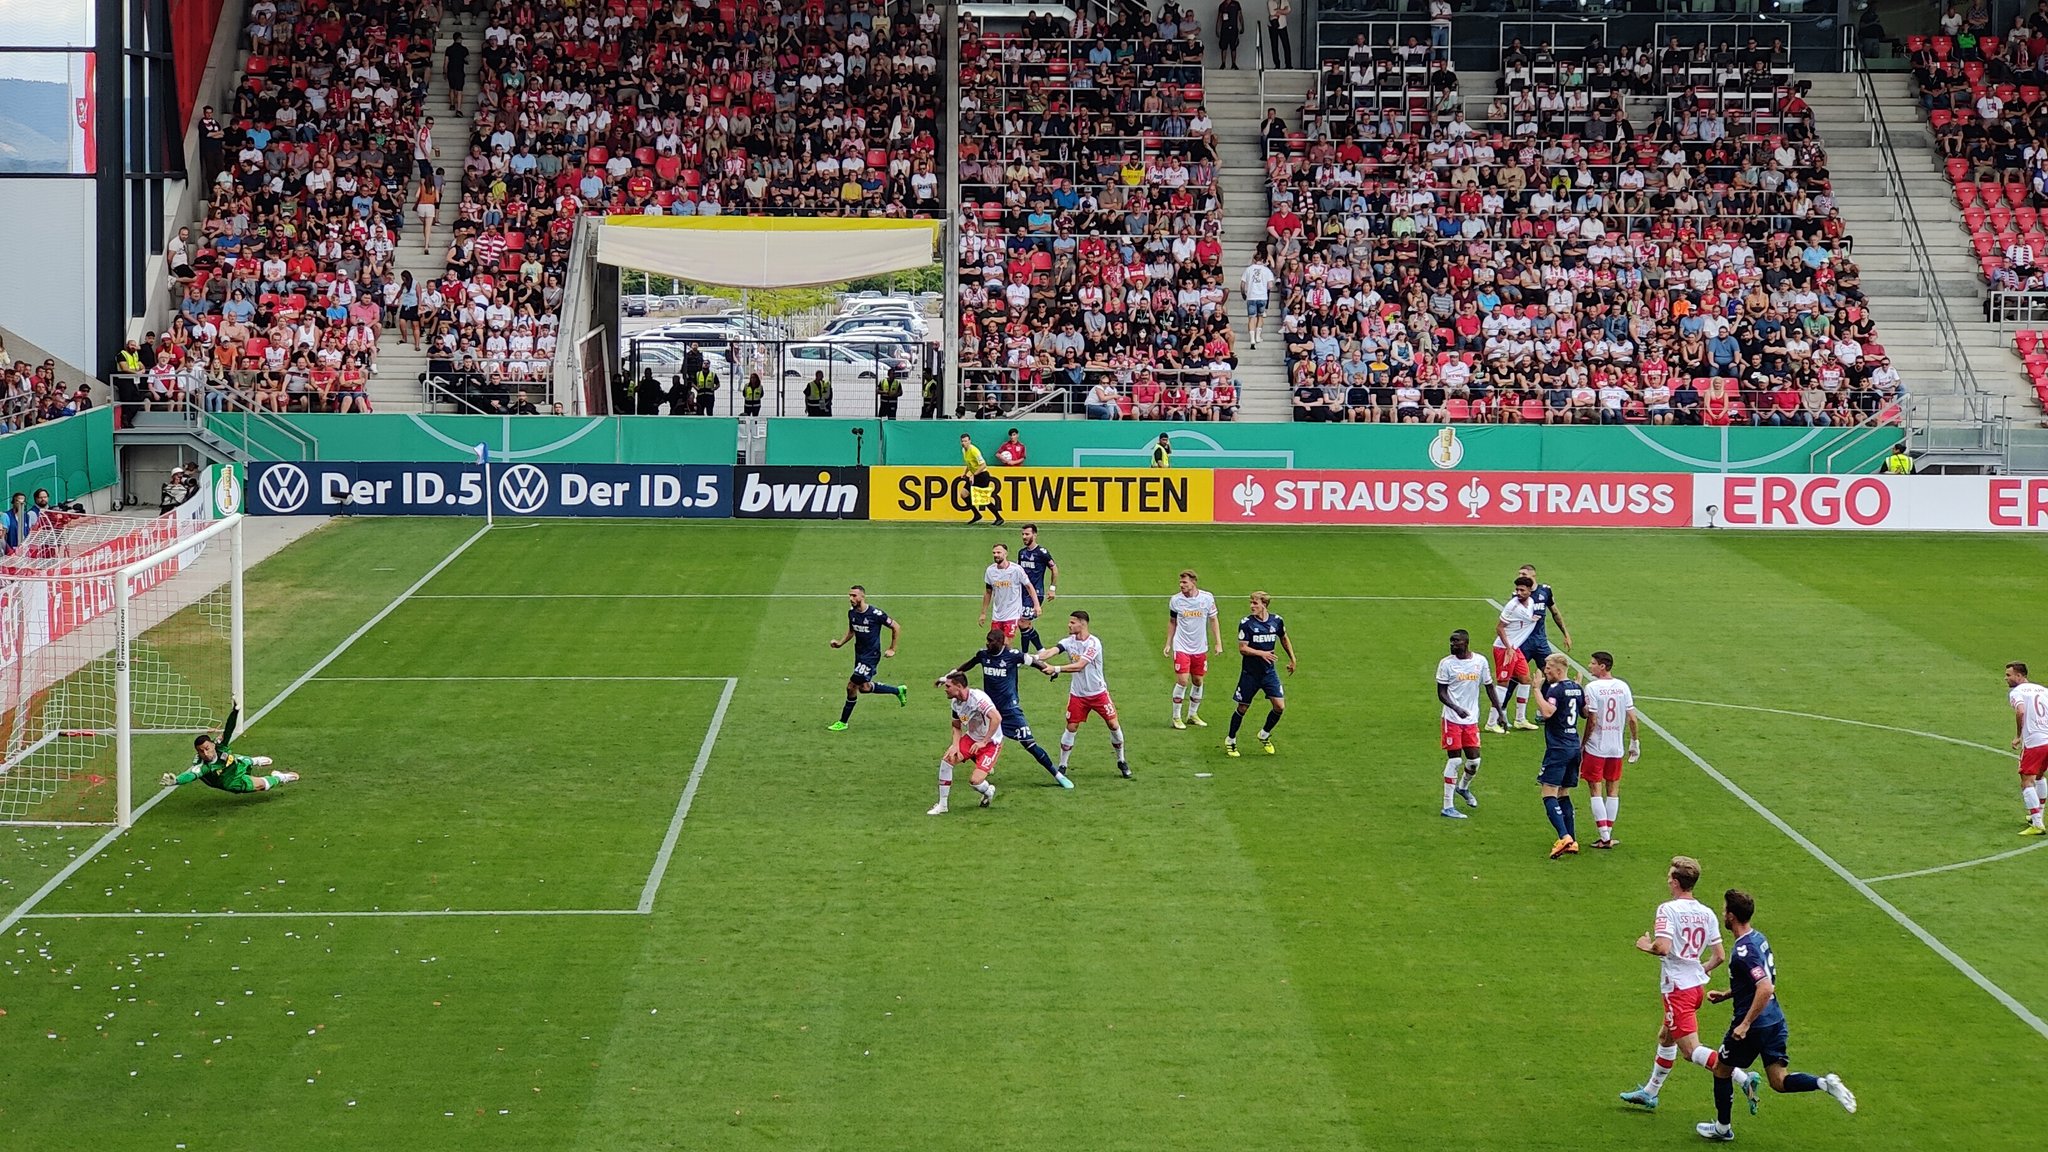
top-left (1621, 855), bottom-right (1749, 1112)
top-left (979, 542), bottom-right (1040, 641)
top-left (932, 672), bottom-right (1004, 815)
top-left (1040, 610), bottom-right (1130, 778)
top-left (1579, 651), bottom-right (1641, 848)
top-left (2007, 661), bottom-right (2048, 834)
top-left (1164, 570), bottom-right (1222, 729)
top-left (1434, 628), bottom-right (1505, 819)
top-left (1491, 577), bottom-right (1541, 732)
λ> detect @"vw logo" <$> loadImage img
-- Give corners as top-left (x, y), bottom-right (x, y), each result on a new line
top-left (257, 464), bottom-right (309, 513)
top-left (497, 464), bottom-right (550, 514)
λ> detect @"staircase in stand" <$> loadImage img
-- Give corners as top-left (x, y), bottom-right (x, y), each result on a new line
top-left (1208, 68), bottom-right (1315, 421)
top-left (368, 12), bottom-right (470, 413)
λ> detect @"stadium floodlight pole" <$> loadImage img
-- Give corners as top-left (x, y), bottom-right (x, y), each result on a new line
top-left (941, 0), bottom-right (961, 415)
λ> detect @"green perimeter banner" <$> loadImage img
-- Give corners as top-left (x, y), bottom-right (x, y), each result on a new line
top-left (0, 407), bottom-right (116, 501)
top-left (768, 420), bottom-right (1894, 474)
top-left (206, 413), bottom-right (740, 464)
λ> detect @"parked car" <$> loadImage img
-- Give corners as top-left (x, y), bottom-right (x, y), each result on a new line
top-left (620, 293), bottom-right (655, 316)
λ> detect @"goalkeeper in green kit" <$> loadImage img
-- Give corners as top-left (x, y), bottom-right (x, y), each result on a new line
top-left (160, 703), bottom-right (299, 794)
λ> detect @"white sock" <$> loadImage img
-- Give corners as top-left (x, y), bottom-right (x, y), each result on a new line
top-left (1442, 775), bottom-right (1458, 808)
top-left (1172, 685), bottom-right (1185, 720)
top-left (1058, 732), bottom-right (1075, 768)
top-left (1189, 686), bottom-right (1203, 715)
top-left (1590, 795), bottom-right (1611, 838)
top-left (2026, 785), bottom-right (2043, 824)
top-left (1513, 684), bottom-right (1530, 722)
top-left (1255, 729), bottom-right (1269, 741)
top-left (1731, 1067), bottom-right (1752, 1091)
top-left (1688, 1045), bottom-right (1718, 1070)
top-left (974, 779), bottom-right (995, 799)
top-left (1108, 727), bottom-right (1125, 761)
top-left (1606, 795), bottom-right (1620, 832)
top-left (938, 763), bottom-right (952, 804)
top-left (1646, 1043), bottom-right (1678, 1093)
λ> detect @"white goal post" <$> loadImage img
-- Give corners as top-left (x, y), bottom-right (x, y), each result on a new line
top-left (0, 511), bottom-right (244, 829)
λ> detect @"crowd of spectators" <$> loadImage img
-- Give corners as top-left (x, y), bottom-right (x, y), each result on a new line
top-left (0, 345), bottom-right (92, 435)
top-left (423, 0), bottom-right (949, 404)
top-left (1266, 35), bottom-right (1898, 426)
top-left (955, 4), bottom-right (1240, 420)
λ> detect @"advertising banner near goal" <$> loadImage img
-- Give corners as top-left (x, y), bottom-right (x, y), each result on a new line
top-left (733, 467), bottom-right (868, 520)
top-left (870, 467), bottom-right (1213, 523)
top-left (1212, 470), bottom-right (1692, 527)
top-left (247, 462), bottom-right (733, 518)
top-left (1693, 474), bottom-right (2048, 531)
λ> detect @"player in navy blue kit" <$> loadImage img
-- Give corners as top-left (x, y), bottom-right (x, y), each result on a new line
top-left (949, 628), bottom-right (1073, 788)
top-left (1516, 563), bottom-right (1572, 664)
top-left (1534, 653), bottom-right (1584, 859)
top-left (1226, 591), bottom-right (1296, 757)
top-left (1015, 523), bottom-right (1058, 654)
top-left (1697, 889), bottom-right (1858, 1141)
top-left (829, 585), bottom-right (907, 730)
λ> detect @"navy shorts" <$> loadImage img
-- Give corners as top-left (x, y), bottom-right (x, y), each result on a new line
top-left (1520, 635), bottom-right (1554, 665)
top-left (1538, 746), bottom-right (1581, 788)
top-left (1022, 602), bottom-right (1042, 623)
top-left (1233, 667), bottom-right (1284, 704)
top-left (850, 658), bottom-right (878, 685)
top-left (1000, 711), bottom-right (1034, 743)
top-left (1719, 1018), bottom-right (1790, 1069)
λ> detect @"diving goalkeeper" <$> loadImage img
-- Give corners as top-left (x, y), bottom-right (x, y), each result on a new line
top-left (160, 703), bottom-right (299, 794)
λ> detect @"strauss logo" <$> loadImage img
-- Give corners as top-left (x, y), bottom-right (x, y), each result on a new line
top-left (1232, 475), bottom-right (1266, 517)
top-left (1458, 477), bottom-right (1491, 519)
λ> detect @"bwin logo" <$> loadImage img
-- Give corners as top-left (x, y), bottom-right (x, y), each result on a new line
top-left (258, 464), bottom-right (309, 513)
top-left (498, 464), bottom-right (550, 514)
top-left (740, 471), bottom-right (857, 515)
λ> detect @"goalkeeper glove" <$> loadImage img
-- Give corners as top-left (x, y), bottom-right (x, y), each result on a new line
top-left (159, 772), bottom-right (179, 788)
top-left (1627, 740), bottom-right (1641, 764)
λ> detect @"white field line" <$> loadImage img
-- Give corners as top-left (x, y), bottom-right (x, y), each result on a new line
top-left (412, 592), bottom-right (1479, 602)
top-left (1863, 843), bottom-right (2048, 884)
top-left (0, 524), bottom-right (493, 938)
top-left (1486, 600), bottom-right (2048, 1041)
top-left (1638, 696), bottom-right (2017, 759)
top-left (20, 908), bottom-right (643, 920)
top-left (309, 675), bottom-right (733, 683)
top-left (639, 676), bottom-right (737, 913)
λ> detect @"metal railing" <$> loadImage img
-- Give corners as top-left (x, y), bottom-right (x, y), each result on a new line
top-left (109, 372), bottom-right (322, 461)
top-left (1846, 29), bottom-right (1987, 410)
top-left (1986, 291), bottom-right (2048, 328)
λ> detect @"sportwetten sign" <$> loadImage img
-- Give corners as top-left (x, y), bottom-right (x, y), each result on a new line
top-left (871, 468), bottom-right (1212, 523)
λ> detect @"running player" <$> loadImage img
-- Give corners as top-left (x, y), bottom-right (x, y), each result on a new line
top-left (1621, 855), bottom-right (1730, 1111)
top-left (1490, 576), bottom-right (1541, 732)
top-left (979, 542), bottom-right (1040, 641)
top-left (1040, 610), bottom-right (1130, 778)
top-left (1696, 889), bottom-right (1857, 1141)
top-left (1226, 591), bottom-right (1296, 757)
top-left (931, 672), bottom-right (1002, 814)
top-left (828, 585), bottom-right (907, 730)
top-left (1580, 650), bottom-right (1641, 848)
top-left (1165, 570), bottom-right (1222, 729)
top-left (1516, 563), bottom-right (1572, 663)
top-left (1534, 653), bottom-right (1583, 859)
top-left (2008, 662), bottom-right (2048, 834)
top-left (1016, 523), bottom-right (1058, 653)
top-left (160, 702), bottom-right (299, 795)
top-left (948, 628), bottom-right (1072, 788)
top-left (1435, 629), bottom-right (1505, 819)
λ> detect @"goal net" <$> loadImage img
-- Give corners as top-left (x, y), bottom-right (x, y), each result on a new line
top-left (0, 511), bottom-right (243, 827)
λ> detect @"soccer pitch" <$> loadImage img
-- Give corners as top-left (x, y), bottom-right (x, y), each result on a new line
top-left (2, 518), bottom-right (2039, 1150)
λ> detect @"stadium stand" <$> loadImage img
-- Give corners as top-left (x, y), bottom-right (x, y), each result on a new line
top-left (954, 4), bottom-right (1242, 420)
top-left (1912, 14), bottom-right (2048, 413)
top-left (1263, 33), bottom-right (1903, 427)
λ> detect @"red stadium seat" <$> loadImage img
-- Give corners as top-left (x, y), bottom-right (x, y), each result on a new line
top-left (2016, 330), bottom-right (2039, 355)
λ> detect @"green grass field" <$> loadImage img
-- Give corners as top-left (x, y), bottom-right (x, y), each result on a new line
top-left (3, 519), bottom-right (2042, 1150)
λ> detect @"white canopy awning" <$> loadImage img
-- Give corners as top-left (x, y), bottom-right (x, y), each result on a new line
top-left (594, 217), bottom-right (939, 288)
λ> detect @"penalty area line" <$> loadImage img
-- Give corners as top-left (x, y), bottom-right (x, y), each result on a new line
top-left (639, 676), bottom-right (737, 913)
top-left (411, 592), bottom-right (1480, 602)
top-left (1484, 599), bottom-right (2048, 1041)
top-left (0, 523), bottom-right (494, 940)
top-left (19, 908), bottom-right (644, 920)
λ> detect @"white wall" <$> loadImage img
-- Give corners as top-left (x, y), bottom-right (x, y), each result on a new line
top-left (0, 180), bottom-right (97, 370)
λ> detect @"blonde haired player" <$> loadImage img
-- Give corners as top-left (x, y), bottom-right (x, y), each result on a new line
top-left (1164, 570), bottom-right (1221, 729)
top-left (2008, 661), bottom-right (2048, 834)
top-left (1621, 856), bottom-right (1752, 1112)
top-left (1579, 650), bottom-right (1641, 848)
top-left (932, 672), bottom-right (1003, 815)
